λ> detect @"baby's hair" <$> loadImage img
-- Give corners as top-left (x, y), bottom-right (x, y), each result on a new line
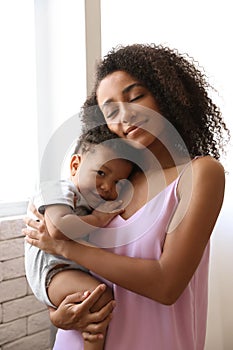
top-left (74, 124), bottom-right (118, 154)
top-left (82, 43), bottom-right (230, 160)
top-left (73, 124), bottom-right (140, 165)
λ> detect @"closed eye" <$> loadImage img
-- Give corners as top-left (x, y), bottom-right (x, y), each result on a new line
top-left (130, 94), bottom-right (144, 102)
top-left (106, 108), bottom-right (119, 119)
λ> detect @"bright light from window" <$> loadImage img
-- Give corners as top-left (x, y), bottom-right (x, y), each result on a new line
top-left (0, 0), bottom-right (38, 202)
top-left (0, 0), bottom-right (86, 208)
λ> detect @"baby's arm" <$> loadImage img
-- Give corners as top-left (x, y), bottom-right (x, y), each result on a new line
top-left (44, 201), bottom-right (124, 241)
top-left (44, 205), bottom-right (73, 240)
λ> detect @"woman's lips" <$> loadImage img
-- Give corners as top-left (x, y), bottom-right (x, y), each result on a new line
top-left (125, 125), bottom-right (138, 134)
top-left (125, 121), bottom-right (147, 137)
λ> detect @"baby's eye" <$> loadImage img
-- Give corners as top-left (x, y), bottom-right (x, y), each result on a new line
top-left (97, 170), bottom-right (105, 177)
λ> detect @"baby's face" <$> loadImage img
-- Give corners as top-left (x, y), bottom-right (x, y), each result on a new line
top-left (74, 144), bottom-right (133, 208)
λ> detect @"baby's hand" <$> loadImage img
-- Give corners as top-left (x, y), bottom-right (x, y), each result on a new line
top-left (92, 200), bottom-right (125, 227)
top-left (95, 199), bottom-right (124, 213)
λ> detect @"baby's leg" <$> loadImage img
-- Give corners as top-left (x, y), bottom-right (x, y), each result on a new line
top-left (48, 268), bottom-right (113, 350)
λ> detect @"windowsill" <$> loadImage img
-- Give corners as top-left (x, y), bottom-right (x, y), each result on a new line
top-left (0, 200), bottom-right (29, 218)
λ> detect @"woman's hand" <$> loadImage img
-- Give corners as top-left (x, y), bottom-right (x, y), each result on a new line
top-left (23, 216), bottom-right (62, 255)
top-left (22, 203), bottom-right (62, 254)
top-left (49, 284), bottom-right (115, 342)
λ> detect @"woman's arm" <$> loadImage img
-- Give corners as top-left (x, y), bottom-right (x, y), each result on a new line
top-left (25, 157), bottom-right (225, 305)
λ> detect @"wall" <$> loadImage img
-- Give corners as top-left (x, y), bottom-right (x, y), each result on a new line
top-left (205, 176), bottom-right (233, 350)
top-left (0, 216), bottom-right (51, 350)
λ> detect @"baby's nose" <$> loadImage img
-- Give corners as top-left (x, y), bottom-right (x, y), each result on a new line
top-left (99, 182), bottom-right (117, 200)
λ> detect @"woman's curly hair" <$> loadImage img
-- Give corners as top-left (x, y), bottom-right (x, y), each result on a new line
top-left (82, 44), bottom-right (230, 160)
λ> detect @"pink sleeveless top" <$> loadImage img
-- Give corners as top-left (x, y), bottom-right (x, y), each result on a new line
top-left (54, 165), bottom-right (210, 350)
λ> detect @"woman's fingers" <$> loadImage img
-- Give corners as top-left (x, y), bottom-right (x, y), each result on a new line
top-left (23, 216), bottom-right (46, 232)
top-left (23, 217), bottom-right (39, 229)
top-left (88, 298), bottom-right (116, 323)
top-left (60, 284), bottom-right (107, 312)
top-left (84, 312), bottom-right (113, 335)
top-left (23, 202), bottom-right (44, 230)
top-left (82, 331), bottom-right (104, 342)
top-left (49, 291), bottom-right (92, 328)
top-left (62, 290), bottom-right (92, 305)
top-left (28, 202), bottom-right (44, 220)
top-left (22, 228), bottom-right (45, 245)
top-left (49, 285), bottom-right (115, 332)
top-left (80, 284), bottom-right (107, 309)
top-left (22, 228), bottom-right (37, 238)
top-left (70, 284), bottom-right (116, 324)
top-left (23, 226), bottom-right (60, 255)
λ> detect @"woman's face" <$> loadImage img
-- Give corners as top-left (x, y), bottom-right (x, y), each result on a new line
top-left (97, 71), bottom-right (163, 149)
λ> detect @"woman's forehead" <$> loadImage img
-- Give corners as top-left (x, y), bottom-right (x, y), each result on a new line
top-left (97, 71), bottom-right (140, 104)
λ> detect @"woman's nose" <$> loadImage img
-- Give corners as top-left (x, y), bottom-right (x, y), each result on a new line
top-left (120, 103), bottom-right (136, 124)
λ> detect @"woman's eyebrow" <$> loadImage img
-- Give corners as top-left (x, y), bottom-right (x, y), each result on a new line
top-left (122, 83), bottom-right (143, 94)
top-left (102, 83), bottom-right (143, 110)
top-left (102, 100), bottom-right (112, 110)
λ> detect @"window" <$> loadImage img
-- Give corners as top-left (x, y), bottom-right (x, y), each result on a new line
top-left (0, 0), bottom-right (90, 217)
top-left (0, 0), bottom-right (37, 211)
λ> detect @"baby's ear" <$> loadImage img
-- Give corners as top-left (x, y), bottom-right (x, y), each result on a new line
top-left (70, 154), bottom-right (82, 175)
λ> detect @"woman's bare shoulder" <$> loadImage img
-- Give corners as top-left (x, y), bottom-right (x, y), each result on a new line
top-left (193, 155), bottom-right (224, 169)
top-left (176, 156), bottom-right (225, 221)
top-left (168, 156), bottom-right (225, 237)
top-left (192, 156), bottom-right (225, 185)
top-left (178, 156), bottom-right (224, 193)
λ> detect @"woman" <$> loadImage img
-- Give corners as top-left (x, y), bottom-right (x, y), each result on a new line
top-left (24, 44), bottom-right (230, 349)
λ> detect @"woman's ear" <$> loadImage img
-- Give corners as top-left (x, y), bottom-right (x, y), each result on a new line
top-left (70, 154), bottom-right (82, 176)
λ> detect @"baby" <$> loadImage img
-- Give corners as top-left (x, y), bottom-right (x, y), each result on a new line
top-left (25, 125), bottom-right (135, 350)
